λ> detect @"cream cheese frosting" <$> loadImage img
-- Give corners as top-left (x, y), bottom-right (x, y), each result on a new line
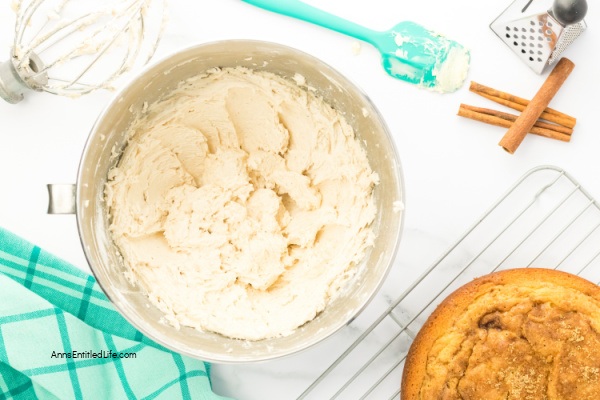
top-left (432, 45), bottom-right (470, 93)
top-left (105, 67), bottom-right (379, 340)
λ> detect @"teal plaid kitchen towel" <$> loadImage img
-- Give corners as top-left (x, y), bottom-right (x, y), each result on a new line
top-left (0, 227), bottom-right (230, 400)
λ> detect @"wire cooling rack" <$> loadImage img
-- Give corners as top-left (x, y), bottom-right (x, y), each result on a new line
top-left (297, 165), bottom-right (600, 400)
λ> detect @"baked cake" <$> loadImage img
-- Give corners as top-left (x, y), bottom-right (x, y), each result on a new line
top-left (401, 268), bottom-right (600, 399)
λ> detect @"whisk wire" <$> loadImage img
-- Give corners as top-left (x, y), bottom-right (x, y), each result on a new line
top-left (25, 12), bottom-right (104, 63)
top-left (19, 0), bottom-right (145, 62)
top-left (19, 0), bottom-right (70, 57)
top-left (60, 17), bottom-right (135, 92)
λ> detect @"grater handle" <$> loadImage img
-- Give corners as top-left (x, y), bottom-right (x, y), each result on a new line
top-left (552, 0), bottom-right (587, 25)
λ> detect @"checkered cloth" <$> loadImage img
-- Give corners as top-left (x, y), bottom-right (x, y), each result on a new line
top-left (0, 227), bottom-right (229, 400)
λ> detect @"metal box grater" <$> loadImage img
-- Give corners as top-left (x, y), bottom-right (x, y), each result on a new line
top-left (490, 0), bottom-right (586, 74)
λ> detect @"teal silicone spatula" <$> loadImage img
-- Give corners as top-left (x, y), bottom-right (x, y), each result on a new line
top-left (242, 0), bottom-right (470, 93)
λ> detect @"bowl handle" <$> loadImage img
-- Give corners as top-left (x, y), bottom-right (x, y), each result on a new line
top-left (47, 184), bottom-right (76, 214)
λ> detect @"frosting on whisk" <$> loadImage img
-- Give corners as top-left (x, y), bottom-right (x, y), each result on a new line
top-left (0, 0), bottom-right (166, 103)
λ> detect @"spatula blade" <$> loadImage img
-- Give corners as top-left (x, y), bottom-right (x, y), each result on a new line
top-left (379, 21), bottom-right (470, 93)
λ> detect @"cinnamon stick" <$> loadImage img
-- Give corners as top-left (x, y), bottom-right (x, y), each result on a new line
top-left (498, 58), bottom-right (575, 154)
top-left (470, 82), bottom-right (577, 129)
top-left (458, 104), bottom-right (572, 142)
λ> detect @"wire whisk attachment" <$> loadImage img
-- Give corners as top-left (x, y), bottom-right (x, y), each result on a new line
top-left (0, 0), bottom-right (167, 103)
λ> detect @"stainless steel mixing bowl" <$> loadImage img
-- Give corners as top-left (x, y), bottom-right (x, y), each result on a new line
top-left (73, 40), bottom-right (404, 362)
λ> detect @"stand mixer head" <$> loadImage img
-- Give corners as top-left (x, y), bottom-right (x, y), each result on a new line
top-left (0, 0), bottom-right (166, 103)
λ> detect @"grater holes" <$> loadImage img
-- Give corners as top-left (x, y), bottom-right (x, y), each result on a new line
top-left (500, 18), bottom-right (571, 67)
top-left (549, 23), bottom-right (586, 64)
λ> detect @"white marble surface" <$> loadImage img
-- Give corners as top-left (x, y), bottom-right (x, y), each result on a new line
top-left (1, 1), bottom-right (599, 399)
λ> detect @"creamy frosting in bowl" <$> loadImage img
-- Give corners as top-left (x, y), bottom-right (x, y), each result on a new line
top-left (105, 67), bottom-right (379, 340)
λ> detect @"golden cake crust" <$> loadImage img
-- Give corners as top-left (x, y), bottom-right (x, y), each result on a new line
top-left (401, 268), bottom-right (600, 400)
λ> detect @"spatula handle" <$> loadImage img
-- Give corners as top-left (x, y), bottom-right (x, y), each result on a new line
top-left (242, 0), bottom-right (379, 45)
